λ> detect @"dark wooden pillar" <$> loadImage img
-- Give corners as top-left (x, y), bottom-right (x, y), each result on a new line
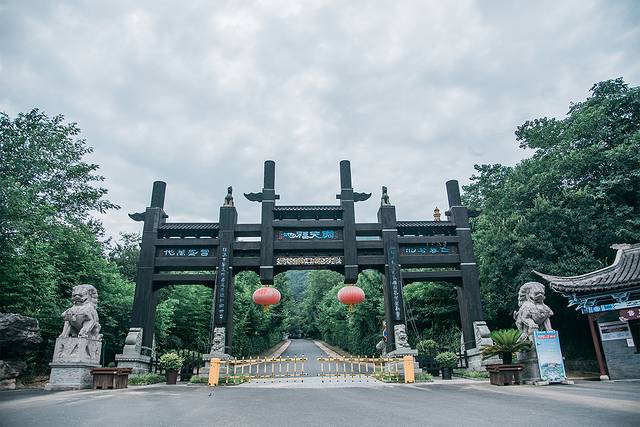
top-left (259, 160), bottom-right (276, 285)
top-left (339, 160), bottom-right (358, 284)
top-left (378, 202), bottom-right (406, 352)
top-left (131, 181), bottom-right (166, 349)
top-left (446, 180), bottom-right (484, 350)
top-left (213, 202), bottom-right (237, 351)
top-left (587, 314), bottom-right (609, 379)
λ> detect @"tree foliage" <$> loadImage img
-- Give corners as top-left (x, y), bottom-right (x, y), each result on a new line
top-left (0, 110), bottom-right (131, 371)
top-left (463, 78), bottom-right (640, 358)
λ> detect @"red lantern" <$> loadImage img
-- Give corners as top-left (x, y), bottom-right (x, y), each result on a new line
top-left (337, 285), bottom-right (365, 311)
top-left (252, 285), bottom-right (281, 311)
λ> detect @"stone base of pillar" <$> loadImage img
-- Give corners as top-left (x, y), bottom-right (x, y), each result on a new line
top-left (45, 336), bottom-right (102, 390)
top-left (466, 347), bottom-right (501, 371)
top-left (115, 354), bottom-right (151, 374)
top-left (462, 321), bottom-right (503, 371)
top-left (385, 352), bottom-right (422, 376)
top-left (200, 352), bottom-right (231, 377)
top-left (115, 327), bottom-right (151, 374)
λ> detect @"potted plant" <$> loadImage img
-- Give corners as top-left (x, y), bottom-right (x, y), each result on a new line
top-left (480, 329), bottom-right (531, 365)
top-left (160, 352), bottom-right (184, 385)
top-left (416, 339), bottom-right (439, 375)
top-left (435, 351), bottom-right (458, 380)
top-left (481, 329), bottom-right (531, 386)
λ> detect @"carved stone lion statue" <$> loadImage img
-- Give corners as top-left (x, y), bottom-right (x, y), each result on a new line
top-left (513, 282), bottom-right (553, 340)
top-left (59, 284), bottom-right (101, 339)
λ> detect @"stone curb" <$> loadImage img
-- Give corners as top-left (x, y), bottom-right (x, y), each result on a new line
top-left (267, 340), bottom-right (291, 358)
top-left (312, 340), bottom-right (341, 357)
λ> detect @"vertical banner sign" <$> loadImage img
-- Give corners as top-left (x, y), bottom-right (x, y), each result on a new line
top-left (215, 247), bottom-right (229, 323)
top-left (387, 247), bottom-right (402, 321)
top-left (533, 330), bottom-right (567, 383)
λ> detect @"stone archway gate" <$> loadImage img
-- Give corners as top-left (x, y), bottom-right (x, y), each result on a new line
top-left (115, 160), bottom-right (484, 372)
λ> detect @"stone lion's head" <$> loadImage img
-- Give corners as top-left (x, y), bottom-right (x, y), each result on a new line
top-left (71, 284), bottom-right (98, 307)
top-left (518, 281), bottom-right (546, 306)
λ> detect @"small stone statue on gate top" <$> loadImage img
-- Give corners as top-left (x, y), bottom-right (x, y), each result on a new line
top-left (224, 186), bottom-right (234, 207)
top-left (381, 186), bottom-right (390, 205)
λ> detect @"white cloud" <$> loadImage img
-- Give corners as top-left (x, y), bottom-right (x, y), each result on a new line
top-left (1, 0), bottom-right (638, 238)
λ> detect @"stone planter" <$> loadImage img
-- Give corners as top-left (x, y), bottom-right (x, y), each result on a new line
top-left (91, 368), bottom-right (132, 389)
top-left (166, 369), bottom-right (178, 384)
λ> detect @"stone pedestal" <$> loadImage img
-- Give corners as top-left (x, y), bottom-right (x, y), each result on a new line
top-left (200, 327), bottom-right (230, 377)
top-left (464, 321), bottom-right (502, 371)
top-left (46, 337), bottom-right (101, 390)
top-left (467, 347), bottom-right (501, 371)
top-left (517, 349), bottom-right (547, 385)
top-left (116, 328), bottom-right (150, 374)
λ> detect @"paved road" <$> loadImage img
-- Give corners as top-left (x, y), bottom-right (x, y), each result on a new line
top-left (279, 339), bottom-right (328, 376)
top-left (1, 379), bottom-right (638, 426)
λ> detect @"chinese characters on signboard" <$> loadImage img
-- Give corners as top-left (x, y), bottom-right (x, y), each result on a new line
top-left (216, 247), bottom-right (229, 323)
top-left (388, 247), bottom-right (402, 321)
top-left (598, 320), bottom-right (632, 341)
top-left (159, 248), bottom-right (212, 257)
top-left (400, 244), bottom-right (452, 255)
top-left (276, 230), bottom-right (340, 240)
top-left (275, 256), bottom-right (343, 266)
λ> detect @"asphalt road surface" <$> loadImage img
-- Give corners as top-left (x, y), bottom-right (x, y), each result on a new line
top-left (1, 372), bottom-right (638, 426)
top-left (1, 342), bottom-right (637, 426)
top-left (279, 338), bottom-right (327, 376)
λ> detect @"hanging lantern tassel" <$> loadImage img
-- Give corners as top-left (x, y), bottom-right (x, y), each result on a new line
top-left (253, 285), bottom-right (281, 312)
top-left (337, 284), bottom-right (365, 312)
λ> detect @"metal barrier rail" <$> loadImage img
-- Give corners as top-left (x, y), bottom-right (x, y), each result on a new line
top-left (220, 355), bottom-right (307, 384)
top-left (316, 356), bottom-right (402, 383)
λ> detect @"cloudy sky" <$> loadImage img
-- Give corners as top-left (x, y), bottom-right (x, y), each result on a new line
top-left (1, 1), bottom-right (639, 238)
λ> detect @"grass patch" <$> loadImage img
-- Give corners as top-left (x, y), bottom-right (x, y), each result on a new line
top-left (373, 372), bottom-right (433, 383)
top-left (221, 375), bottom-right (251, 385)
top-left (128, 373), bottom-right (166, 385)
top-left (453, 369), bottom-right (489, 380)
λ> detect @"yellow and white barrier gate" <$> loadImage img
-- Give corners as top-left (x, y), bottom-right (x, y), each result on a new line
top-left (212, 355), bottom-right (307, 384)
top-left (317, 356), bottom-right (415, 383)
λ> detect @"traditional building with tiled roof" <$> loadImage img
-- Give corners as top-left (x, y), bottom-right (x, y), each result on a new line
top-left (535, 244), bottom-right (640, 380)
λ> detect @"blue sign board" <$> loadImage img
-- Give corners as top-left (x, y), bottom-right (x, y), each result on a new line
top-left (533, 330), bottom-right (567, 383)
top-left (582, 299), bottom-right (640, 314)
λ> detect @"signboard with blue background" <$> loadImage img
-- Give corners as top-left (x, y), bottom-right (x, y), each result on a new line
top-left (533, 330), bottom-right (567, 383)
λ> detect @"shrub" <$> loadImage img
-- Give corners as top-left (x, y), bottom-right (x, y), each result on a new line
top-left (416, 339), bottom-right (438, 357)
top-left (189, 376), bottom-right (209, 384)
top-left (414, 372), bottom-right (433, 382)
top-left (159, 352), bottom-right (184, 371)
top-left (453, 369), bottom-right (489, 380)
top-left (435, 352), bottom-right (458, 368)
top-left (481, 329), bottom-right (531, 364)
top-left (129, 373), bottom-right (165, 385)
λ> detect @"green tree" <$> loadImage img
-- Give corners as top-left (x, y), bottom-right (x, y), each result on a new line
top-left (0, 109), bottom-right (130, 371)
top-left (463, 78), bottom-right (640, 359)
top-left (107, 232), bottom-right (140, 283)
